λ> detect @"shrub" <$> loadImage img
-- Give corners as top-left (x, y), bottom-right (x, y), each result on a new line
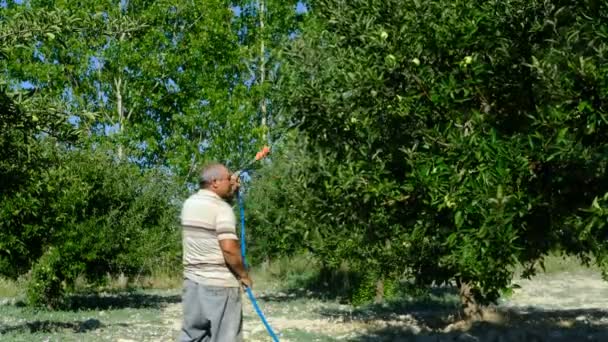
top-left (1, 145), bottom-right (181, 307)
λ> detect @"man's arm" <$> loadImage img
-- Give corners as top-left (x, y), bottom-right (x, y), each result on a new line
top-left (219, 239), bottom-right (253, 288)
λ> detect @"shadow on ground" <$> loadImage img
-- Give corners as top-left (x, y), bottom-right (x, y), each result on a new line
top-left (260, 268), bottom-right (608, 341)
top-left (347, 307), bottom-right (608, 342)
top-left (261, 268), bottom-right (446, 305)
top-left (0, 318), bottom-right (105, 335)
top-left (63, 291), bottom-right (181, 311)
top-left (319, 289), bottom-right (460, 329)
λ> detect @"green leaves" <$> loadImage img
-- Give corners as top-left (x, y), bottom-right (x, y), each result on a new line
top-left (1, 146), bottom-right (182, 306)
top-left (1, 0), bottom-right (607, 309)
top-left (267, 0), bottom-right (608, 306)
top-left (2, 0), bottom-right (268, 178)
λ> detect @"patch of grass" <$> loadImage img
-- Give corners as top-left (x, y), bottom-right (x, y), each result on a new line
top-left (126, 269), bottom-right (183, 290)
top-left (71, 268), bottom-right (182, 295)
top-left (249, 254), bottom-right (368, 303)
top-left (540, 253), bottom-right (599, 274)
top-left (0, 277), bottom-right (24, 298)
top-left (249, 253), bottom-right (319, 290)
top-left (250, 255), bottom-right (461, 306)
top-left (0, 289), bottom-right (179, 342)
top-left (278, 328), bottom-right (341, 341)
top-left (514, 253), bottom-right (600, 279)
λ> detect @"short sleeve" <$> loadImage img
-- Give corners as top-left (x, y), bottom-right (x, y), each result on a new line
top-left (216, 203), bottom-right (238, 240)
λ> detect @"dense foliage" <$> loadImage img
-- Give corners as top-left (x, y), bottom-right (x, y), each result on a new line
top-left (10, 148), bottom-right (180, 307)
top-left (0, 1), bottom-right (238, 306)
top-left (1, 0), bottom-right (303, 307)
top-left (2, 0), bottom-right (608, 312)
top-left (248, 0), bottom-right (608, 308)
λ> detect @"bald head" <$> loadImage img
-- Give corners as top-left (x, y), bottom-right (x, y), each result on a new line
top-left (199, 163), bottom-right (229, 189)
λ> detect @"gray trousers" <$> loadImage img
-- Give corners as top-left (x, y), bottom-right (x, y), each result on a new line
top-left (178, 279), bottom-right (243, 342)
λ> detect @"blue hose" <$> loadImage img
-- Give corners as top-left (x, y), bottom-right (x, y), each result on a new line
top-left (238, 190), bottom-right (247, 267)
top-left (237, 189), bottom-right (280, 342)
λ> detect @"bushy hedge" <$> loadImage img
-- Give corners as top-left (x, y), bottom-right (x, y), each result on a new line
top-left (0, 144), bottom-right (181, 307)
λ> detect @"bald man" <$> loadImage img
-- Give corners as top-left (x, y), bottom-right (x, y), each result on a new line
top-left (178, 163), bottom-right (252, 342)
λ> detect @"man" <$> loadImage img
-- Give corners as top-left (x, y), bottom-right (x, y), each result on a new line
top-left (178, 163), bottom-right (253, 342)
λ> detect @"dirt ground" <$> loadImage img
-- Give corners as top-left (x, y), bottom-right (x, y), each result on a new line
top-left (2, 269), bottom-right (608, 341)
top-left (171, 270), bottom-right (608, 341)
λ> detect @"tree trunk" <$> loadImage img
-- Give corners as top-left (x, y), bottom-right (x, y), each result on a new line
top-left (258, 0), bottom-right (269, 145)
top-left (374, 278), bottom-right (384, 304)
top-left (457, 280), bottom-right (482, 319)
top-left (115, 77), bottom-right (124, 159)
top-left (114, 28), bottom-right (127, 159)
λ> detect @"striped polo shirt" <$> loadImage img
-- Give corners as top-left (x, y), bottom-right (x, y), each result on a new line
top-left (181, 189), bottom-right (240, 287)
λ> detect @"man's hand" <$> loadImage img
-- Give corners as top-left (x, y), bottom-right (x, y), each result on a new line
top-left (239, 275), bottom-right (253, 289)
top-left (219, 239), bottom-right (250, 287)
top-left (230, 172), bottom-right (241, 192)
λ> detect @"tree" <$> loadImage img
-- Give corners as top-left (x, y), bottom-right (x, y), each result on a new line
top-left (0, 4), bottom-right (80, 214)
top-left (4, 0), bottom-right (265, 177)
top-left (0, 3), bottom-right (180, 307)
top-left (262, 0), bottom-right (607, 312)
top-left (231, 0), bottom-right (305, 146)
top-left (1, 145), bottom-right (181, 308)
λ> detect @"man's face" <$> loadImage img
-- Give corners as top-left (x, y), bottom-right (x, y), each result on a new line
top-left (212, 167), bottom-right (238, 199)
